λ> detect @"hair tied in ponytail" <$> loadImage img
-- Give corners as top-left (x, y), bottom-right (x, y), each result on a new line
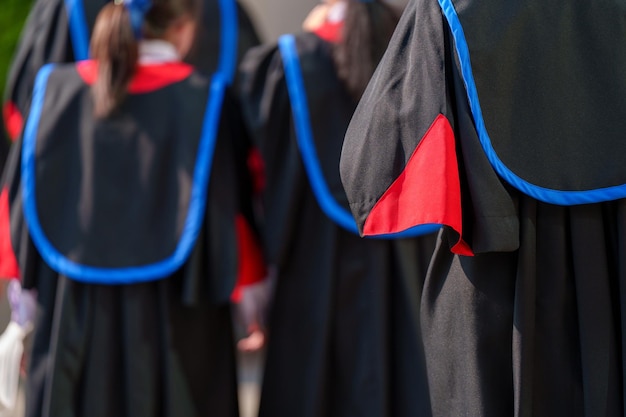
top-left (115, 0), bottom-right (153, 38)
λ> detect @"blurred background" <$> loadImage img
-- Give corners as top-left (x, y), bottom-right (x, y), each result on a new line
top-left (0, 0), bottom-right (409, 97)
top-left (0, 0), bottom-right (31, 101)
top-left (240, 0), bottom-right (406, 40)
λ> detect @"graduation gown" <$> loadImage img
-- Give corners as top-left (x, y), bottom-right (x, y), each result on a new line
top-left (340, 0), bottom-right (626, 415)
top-left (1, 0), bottom-right (261, 279)
top-left (4, 61), bottom-right (249, 417)
top-left (2, 0), bottom-right (260, 142)
top-left (239, 32), bottom-right (435, 417)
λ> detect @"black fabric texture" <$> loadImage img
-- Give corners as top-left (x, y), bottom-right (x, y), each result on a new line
top-left (239, 32), bottom-right (436, 417)
top-left (1, 67), bottom-right (248, 417)
top-left (33, 67), bottom-right (207, 268)
top-left (23, 262), bottom-right (239, 417)
top-left (186, 1), bottom-right (261, 79)
top-left (421, 199), bottom-right (626, 417)
top-left (9, 66), bottom-right (243, 299)
top-left (456, 0), bottom-right (626, 191)
top-left (239, 32), bottom-right (357, 264)
top-left (339, 0), bottom-right (626, 415)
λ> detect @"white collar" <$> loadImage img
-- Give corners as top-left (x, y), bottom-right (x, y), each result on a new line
top-left (138, 40), bottom-right (181, 64)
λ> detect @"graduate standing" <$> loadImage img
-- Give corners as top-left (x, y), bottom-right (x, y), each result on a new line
top-left (0, 0), bottom-right (261, 283)
top-left (239, 1), bottom-right (435, 416)
top-left (340, 0), bottom-right (626, 415)
top-left (2, 0), bottom-right (256, 415)
top-left (0, 1), bottom-right (265, 413)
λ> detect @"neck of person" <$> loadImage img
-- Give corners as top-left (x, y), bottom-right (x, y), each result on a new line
top-left (138, 39), bottom-right (181, 64)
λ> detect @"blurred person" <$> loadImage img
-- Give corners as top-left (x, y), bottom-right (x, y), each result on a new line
top-left (0, 0), bottom-right (264, 415)
top-left (0, 0), bottom-right (265, 401)
top-left (238, 1), bottom-right (437, 416)
top-left (2, 0), bottom-right (260, 143)
top-left (0, 1), bottom-right (265, 415)
top-left (0, 0), bottom-right (261, 277)
top-left (340, 0), bottom-right (626, 415)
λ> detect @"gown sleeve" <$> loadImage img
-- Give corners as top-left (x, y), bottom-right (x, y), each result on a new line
top-left (339, 0), bottom-right (519, 255)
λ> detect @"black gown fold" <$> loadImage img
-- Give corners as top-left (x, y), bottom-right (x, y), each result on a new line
top-left (239, 32), bottom-right (436, 417)
top-left (340, 0), bottom-right (626, 415)
top-left (4, 64), bottom-right (249, 417)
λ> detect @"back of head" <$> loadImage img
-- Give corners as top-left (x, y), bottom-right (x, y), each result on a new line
top-left (90, 0), bottom-right (199, 118)
top-left (333, 0), bottom-right (399, 100)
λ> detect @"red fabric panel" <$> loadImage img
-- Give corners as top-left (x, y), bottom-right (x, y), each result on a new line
top-left (314, 21), bottom-right (343, 44)
top-left (231, 214), bottom-right (267, 303)
top-left (0, 188), bottom-right (21, 279)
top-left (76, 61), bottom-right (194, 93)
top-left (3, 101), bottom-right (24, 141)
top-left (363, 114), bottom-right (473, 256)
top-left (247, 147), bottom-right (266, 195)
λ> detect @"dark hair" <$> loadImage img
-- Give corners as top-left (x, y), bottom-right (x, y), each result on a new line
top-left (333, 0), bottom-right (399, 99)
top-left (90, 0), bottom-right (198, 118)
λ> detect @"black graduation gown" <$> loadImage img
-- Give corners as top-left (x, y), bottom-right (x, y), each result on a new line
top-left (340, 0), bottom-right (626, 415)
top-left (1, 0), bottom-right (261, 279)
top-left (239, 32), bottom-right (435, 417)
top-left (4, 62), bottom-right (249, 417)
top-left (2, 0), bottom-right (260, 141)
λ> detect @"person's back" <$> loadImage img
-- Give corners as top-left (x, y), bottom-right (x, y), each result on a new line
top-left (2, 1), bottom-right (251, 415)
top-left (239, 1), bottom-right (435, 416)
top-left (0, 0), bottom-right (262, 289)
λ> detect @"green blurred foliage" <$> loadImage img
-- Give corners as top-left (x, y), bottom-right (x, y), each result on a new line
top-left (0, 0), bottom-right (33, 100)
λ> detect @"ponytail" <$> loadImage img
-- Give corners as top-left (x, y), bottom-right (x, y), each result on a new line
top-left (90, 3), bottom-right (138, 118)
top-left (333, 0), bottom-right (399, 100)
top-left (89, 0), bottom-right (198, 118)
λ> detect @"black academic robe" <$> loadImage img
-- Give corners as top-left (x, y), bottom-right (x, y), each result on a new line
top-left (340, 0), bottom-right (626, 415)
top-left (3, 62), bottom-right (249, 417)
top-left (1, 0), bottom-right (262, 281)
top-left (239, 32), bottom-right (435, 417)
top-left (3, 0), bottom-right (260, 142)
top-left (1, 0), bottom-right (261, 278)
